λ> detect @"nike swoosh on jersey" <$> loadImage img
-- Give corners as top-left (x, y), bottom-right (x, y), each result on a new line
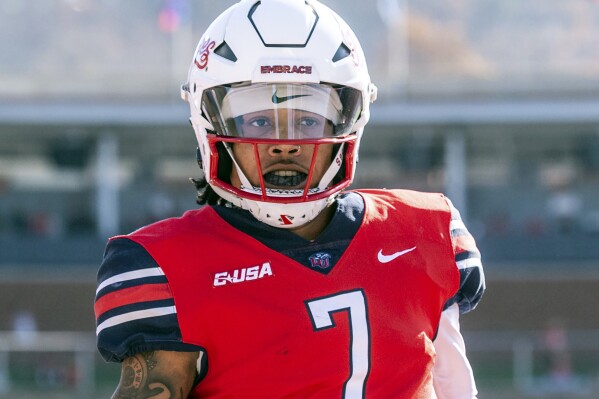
top-left (271, 92), bottom-right (311, 104)
top-left (377, 246), bottom-right (417, 263)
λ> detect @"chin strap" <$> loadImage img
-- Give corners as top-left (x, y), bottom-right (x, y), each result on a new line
top-left (317, 143), bottom-right (345, 191)
top-left (222, 142), bottom-right (255, 190)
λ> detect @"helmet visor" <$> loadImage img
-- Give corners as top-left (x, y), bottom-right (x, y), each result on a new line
top-left (200, 83), bottom-right (362, 139)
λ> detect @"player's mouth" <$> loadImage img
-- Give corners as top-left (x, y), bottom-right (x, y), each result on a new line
top-left (263, 170), bottom-right (307, 188)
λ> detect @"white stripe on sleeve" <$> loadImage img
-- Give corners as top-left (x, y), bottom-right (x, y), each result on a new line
top-left (456, 257), bottom-right (482, 270)
top-left (96, 305), bottom-right (176, 335)
top-left (96, 267), bottom-right (165, 295)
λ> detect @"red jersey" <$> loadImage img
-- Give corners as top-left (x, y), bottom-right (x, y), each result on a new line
top-left (95, 190), bottom-right (481, 398)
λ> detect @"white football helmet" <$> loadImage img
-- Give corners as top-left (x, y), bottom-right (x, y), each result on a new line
top-left (182, 0), bottom-right (377, 228)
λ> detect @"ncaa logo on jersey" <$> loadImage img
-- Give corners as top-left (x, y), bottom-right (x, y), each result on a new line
top-left (212, 262), bottom-right (274, 287)
top-left (308, 252), bottom-right (331, 269)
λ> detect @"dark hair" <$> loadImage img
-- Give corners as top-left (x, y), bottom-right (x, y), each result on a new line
top-left (192, 141), bottom-right (233, 206)
top-left (190, 176), bottom-right (226, 206)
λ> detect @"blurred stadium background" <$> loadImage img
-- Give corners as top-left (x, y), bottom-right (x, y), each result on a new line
top-left (1, 0), bottom-right (599, 398)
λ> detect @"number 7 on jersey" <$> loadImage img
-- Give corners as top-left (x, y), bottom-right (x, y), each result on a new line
top-left (305, 289), bottom-right (371, 399)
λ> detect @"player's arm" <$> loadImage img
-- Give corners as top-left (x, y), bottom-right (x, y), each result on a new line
top-left (444, 197), bottom-right (485, 314)
top-left (432, 304), bottom-right (477, 399)
top-left (432, 198), bottom-right (485, 398)
top-left (112, 350), bottom-right (199, 399)
top-left (96, 237), bottom-right (204, 398)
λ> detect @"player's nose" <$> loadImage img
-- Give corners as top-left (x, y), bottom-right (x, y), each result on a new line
top-left (267, 143), bottom-right (301, 157)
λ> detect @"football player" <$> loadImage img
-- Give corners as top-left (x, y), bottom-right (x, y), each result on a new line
top-left (94, 0), bottom-right (485, 398)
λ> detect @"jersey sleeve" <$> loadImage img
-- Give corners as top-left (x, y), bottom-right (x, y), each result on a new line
top-left (94, 237), bottom-right (202, 362)
top-left (444, 199), bottom-right (486, 314)
top-left (433, 303), bottom-right (478, 399)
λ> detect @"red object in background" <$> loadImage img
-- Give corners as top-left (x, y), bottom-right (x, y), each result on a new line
top-left (158, 0), bottom-right (189, 33)
top-left (158, 8), bottom-right (180, 33)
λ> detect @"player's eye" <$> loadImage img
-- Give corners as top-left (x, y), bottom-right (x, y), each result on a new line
top-left (299, 117), bottom-right (319, 127)
top-left (248, 117), bottom-right (272, 128)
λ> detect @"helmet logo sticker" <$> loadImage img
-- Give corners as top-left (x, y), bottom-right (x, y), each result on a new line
top-left (279, 214), bottom-right (294, 225)
top-left (272, 91), bottom-right (311, 104)
top-left (308, 252), bottom-right (332, 269)
top-left (261, 65), bottom-right (313, 74)
top-left (194, 37), bottom-right (216, 70)
top-left (342, 28), bottom-right (360, 67)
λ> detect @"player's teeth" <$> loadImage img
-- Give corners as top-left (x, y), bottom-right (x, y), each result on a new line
top-left (273, 170), bottom-right (299, 177)
top-left (264, 171), bottom-right (306, 187)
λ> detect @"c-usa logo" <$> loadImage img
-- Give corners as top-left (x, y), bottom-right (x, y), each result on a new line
top-left (212, 262), bottom-right (274, 287)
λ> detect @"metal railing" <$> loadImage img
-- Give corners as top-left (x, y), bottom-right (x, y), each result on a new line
top-left (0, 330), bottom-right (597, 397)
top-left (0, 331), bottom-right (96, 395)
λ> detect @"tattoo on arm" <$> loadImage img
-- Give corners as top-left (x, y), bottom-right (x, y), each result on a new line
top-left (112, 352), bottom-right (194, 399)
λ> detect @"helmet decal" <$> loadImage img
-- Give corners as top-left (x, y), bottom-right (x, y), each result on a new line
top-left (279, 215), bottom-right (295, 225)
top-left (260, 65), bottom-right (313, 75)
top-left (341, 28), bottom-right (360, 67)
top-left (271, 91), bottom-right (311, 104)
top-left (194, 37), bottom-right (216, 70)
